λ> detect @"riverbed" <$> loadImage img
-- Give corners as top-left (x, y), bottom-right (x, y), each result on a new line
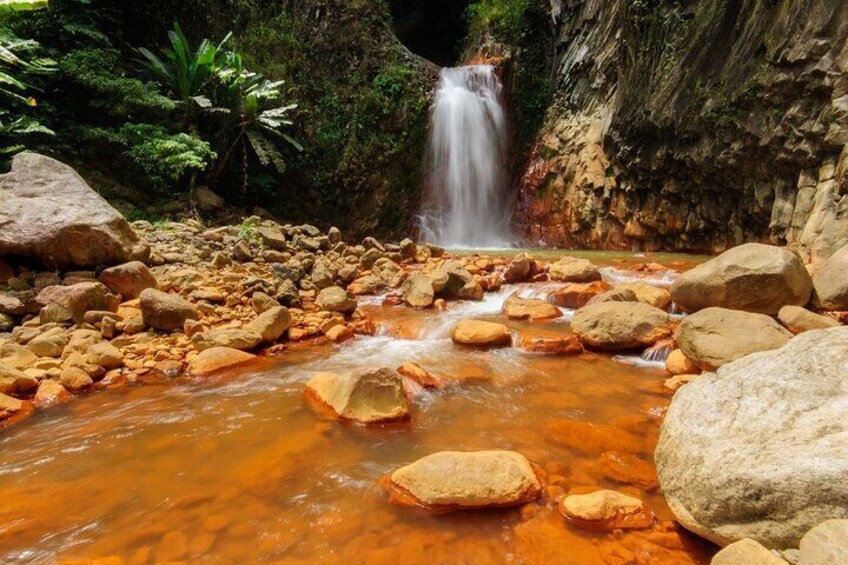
top-left (0, 253), bottom-right (717, 564)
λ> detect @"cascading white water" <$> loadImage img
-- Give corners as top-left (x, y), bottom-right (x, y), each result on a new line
top-left (419, 65), bottom-right (513, 248)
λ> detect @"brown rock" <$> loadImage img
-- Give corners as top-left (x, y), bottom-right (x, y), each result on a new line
top-left (304, 367), bottom-right (410, 424)
top-left (86, 342), bottom-right (124, 369)
top-left (397, 362), bottom-right (442, 388)
top-left (571, 302), bottom-right (673, 350)
top-left (316, 286), bottom-right (357, 315)
top-left (60, 366), bottom-right (93, 392)
top-left (33, 379), bottom-right (72, 407)
top-left (617, 281), bottom-right (672, 310)
top-left (711, 539), bottom-right (787, 565)
top-left (451, 319), bottom-right (512, 347)
top-left (191, 328), bottom-right (263, 352)
top-left (140, 289), bottom-right (198, 331)
top-left (503, 295), bottom-right (562, 320)
top-left (777, 305), bottom-right (840, 334)
top-left (189, 347), bottom-right (258, 377)
top-left (548, 257), bottom-right (602, 282)
top-left (36, 282), bottom-right (119, 323)
top-left (99, 261), bottom-right (157, 300)
top-left (387, 451), bottom-right (541, 511)
top-left (559, 490), bottom-right (654, 532)
top-left (550, 281), bottom-right (612, 309)
top-left (665, 349), bottom-right (699, 375)
top-left (245, 306), bottom-right (292, 342)
top-left (518, 333), bottom-right (584, 355)
top-left (401, 273), bottom-right (435, 308)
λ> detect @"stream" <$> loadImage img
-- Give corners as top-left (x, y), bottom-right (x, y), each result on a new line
top-left (0, 253), bottom-right (716, 564)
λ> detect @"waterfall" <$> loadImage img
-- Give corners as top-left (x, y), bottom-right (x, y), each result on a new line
top-left (419, 65), bottom-right (513, 249)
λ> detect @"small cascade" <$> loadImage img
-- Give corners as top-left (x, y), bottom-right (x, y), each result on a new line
top-left (419, 65), bottom-right (513, 248)
top-left (641, 338), bottom-right (675, 364)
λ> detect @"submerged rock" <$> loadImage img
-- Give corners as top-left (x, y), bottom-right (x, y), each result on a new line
top-left (304, 367), bottom-right (410, 424)
top-left (451, 319), bottom-right (511, 347)
top-left (656, 327), bottom-right (848, 549)
top-left (670, 243), bottom-right (812, 315)
top-left (559, 490), bottom-right (654, 532)
top-left (675, 307), bottom-right (792, 370)
top-left (386, 451), bottom-right (541, 510)
top-left (0, 152), bottom-right (149, 267)
top-left (571, 302), bottom-right (673, 350)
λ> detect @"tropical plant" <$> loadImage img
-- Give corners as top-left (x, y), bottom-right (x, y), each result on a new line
top-left (136, 22), bottom-right (231, 118)
top-left (0, 32), bottom-right (55, 155)
top-left (205, 49), bottom-right (301, 193)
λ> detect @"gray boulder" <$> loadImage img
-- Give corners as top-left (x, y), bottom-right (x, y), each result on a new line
top-left (0, 152), bottom-right (149, 267)
top-left (671, 243), bottom-right (812, 315)
top-left (656, 327), bottom-right (848, 549)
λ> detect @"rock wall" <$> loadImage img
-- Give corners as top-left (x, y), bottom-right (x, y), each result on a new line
top-left (514, 0), bottom-right (848, 261)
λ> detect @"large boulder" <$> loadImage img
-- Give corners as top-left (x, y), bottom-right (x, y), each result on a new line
top-left (139, 288), bottom-right (198, 331)
top-left (0, 152), bottom-right (149, 267)
top-left (675, 307), bottom-right (793, 370)
top-left (798, 519), bottom-right (848, 565)
top-left (316, 286), bottom-right (357, 315)
top-left (386, 451), bottom-right (541, 510)
top-left (656, 327), bottom-right (848, 549)
top-left (777, 305), bottom-right (840, 334)
top-left (304, 367), bottom-right (409, 424)
top-left (670, 243), bottom-right (812, 315)
top-left (503, 295), bottom-right (561, 320)
top-left (570, 302), bottom-right (673, 350)
top-left (812, 243), bottom-right (848, 310)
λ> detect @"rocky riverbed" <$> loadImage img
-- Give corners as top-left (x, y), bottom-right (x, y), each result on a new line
top-left (1, 154), bottom-right (847, 563)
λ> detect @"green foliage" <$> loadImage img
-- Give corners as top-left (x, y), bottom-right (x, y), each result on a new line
top-left (0, 31), bottom-right (55, 155)
top-left (0, 0), bottom-right (48, 13)
top-left (137, 22), bottom-right (231, 110)
top-left (237, 217), bottom-right (257, 241)
top-left (465, 0), bottom-right (530, 46)
top-left (96, 124), bottom-right (215, 188)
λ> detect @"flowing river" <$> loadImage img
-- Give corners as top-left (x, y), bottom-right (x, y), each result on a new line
top-left (0, 253), bottom-right (716, 564)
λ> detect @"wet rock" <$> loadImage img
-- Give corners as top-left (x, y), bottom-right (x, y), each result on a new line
top-left (0, 392), bottom-right (25, 420)
top-left (596, 452), bottom-right (658, 490)
top-left (451, 319), bottom-right (511, 347)
top-left (316, 286), bottom-right (357, 315)
top-left (192, 328), bottom-right (263, 352)
top-left (812, 243), bottom-right (848, 310)
top-left (585, 287), bottom-right (638, 305)
top-left (386, 451), bottom-right (541, 510)
top-left (36, 282), bottom-right (119, 323)
top-left (139, 289), bottom-right (198, 331)
top-left (245, 306), bottom-right (292, 342)
top-left (798, 519), bottom-right (848, 565)
top-left (397, 362), bottom-right (441, 389)
top-left (665, 349), bottom-right (699, 375)
top-left (548, 257), bottom-right (601, 282)
top-left (304, 367), bottom-right (410, 424)
top-left (99, 261), bottom-right (157, 300)
top-left (504, 252), bottom-right (534, 283)
top-left (0, 152), bottom-right (149, 267)
top-left (33, 379), bottom-right (72, 407)
top-left (671, 243), bottom-right (812, 315)
top-left (550, 281), bottom-right (612, 309)
top-left (503, 295), bottom-right (561, 320)
top-left (616, 281), bottom-right (672, 310)
top-left (189, 347), bottom-right (257, 376)
top-left (518, 334), bottom-right (583, 355)
top-left (711, 539), bottom-right (788, 565)
top-left (656, 327), bottom-right (848, 549)
top-left (559, 490), bottom-right (654, 532)
top-left (324, 324), bottom-right (354, 343)
top-left (571, 302), bottom-right (673, 350)
top-left (778, 305), bottom-right (840, 334)
top-left (59, 366), bottom-right (94, 392)
top-left (675, 307), bottom-right (792, 370)
top-left (401, 273), bottom-right (435, 308)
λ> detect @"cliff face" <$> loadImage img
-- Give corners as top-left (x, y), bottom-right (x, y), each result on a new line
top-left (514, 0), bottom-right (848, 261)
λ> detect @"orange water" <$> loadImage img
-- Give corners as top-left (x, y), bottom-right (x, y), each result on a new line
top-left (0, 261), bottom-right (716, 564)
